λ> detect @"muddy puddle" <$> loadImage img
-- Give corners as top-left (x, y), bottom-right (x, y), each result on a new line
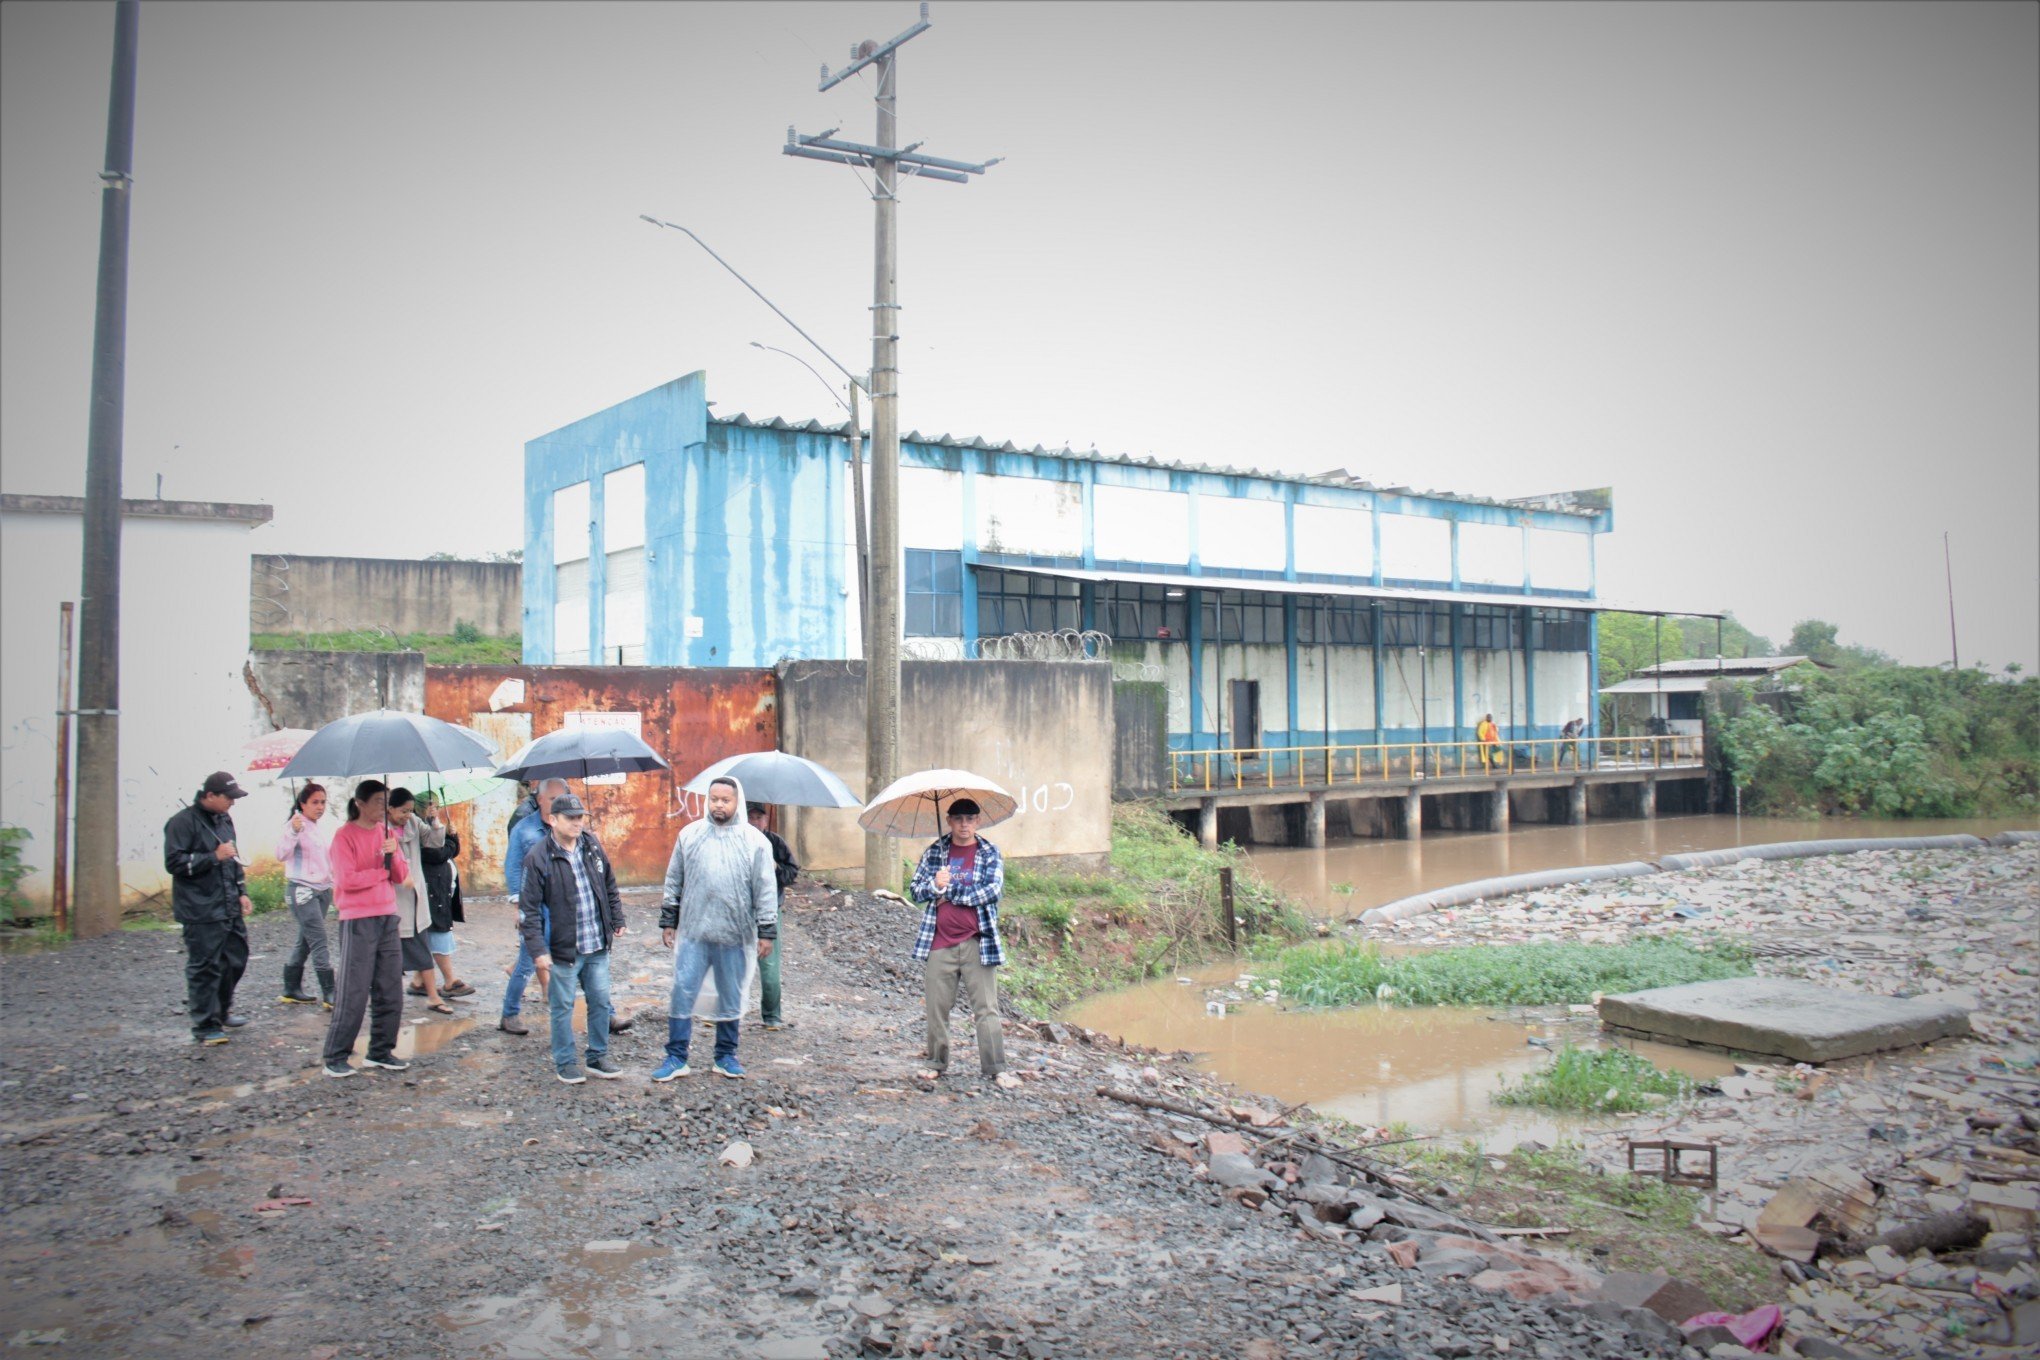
top-left (1065, 963), bottom-right (1736, 1150)
top-left (1252, 813), bottom-right (2038, 917)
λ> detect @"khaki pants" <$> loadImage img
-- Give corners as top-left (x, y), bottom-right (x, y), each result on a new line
top-left (923, 942), bottom-right (1004, 1076)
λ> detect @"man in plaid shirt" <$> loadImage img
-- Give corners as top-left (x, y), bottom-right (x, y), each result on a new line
top-left (910, 798), bottom-right (1006, 1083)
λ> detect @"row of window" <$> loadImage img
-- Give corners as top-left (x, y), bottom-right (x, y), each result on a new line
top-left (903, 551), bottom-right (1591, 651)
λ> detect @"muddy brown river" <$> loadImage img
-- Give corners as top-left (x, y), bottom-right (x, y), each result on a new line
top-left (1067, 815), bottom-right (2033, 1148)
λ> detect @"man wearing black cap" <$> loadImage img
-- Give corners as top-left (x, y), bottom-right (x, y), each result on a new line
top-left (163, 771), bottom-right (254, 1045)
top-left (519, 792), bottom-right (627, 1084)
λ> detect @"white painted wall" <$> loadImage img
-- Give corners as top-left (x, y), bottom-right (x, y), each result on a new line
top-left (1379, 513), bottom-right (1451, 581)
top-left (1295, 646), bottom-right (1377, 736)
top-left (1378, 648), bottom-right (1455, 732)
top-left (976, 474), bottom-right (1082, 557)
top-left (1527, 527), bottom-right (1591, 592)
top-left (1462, 651), bottom-right (1529, 732)
top-left (1533, 651), bottom-right (1591, 727)
top-left (1458, 521), bottom-right (1525, 587)
top-left (900, 466), bottom-right (964, 551)
top-left (1, 509), bottom-right (270, 912)
top-left (1093, 484), bottom-right (1189, 564)
top-left (1197, 495), bottom-right (1286, 572)
top-left (1294, 503), bottom-right (1374, 577)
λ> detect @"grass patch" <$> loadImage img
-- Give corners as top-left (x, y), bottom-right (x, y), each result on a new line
top-left (1000, 803), bottom-right (1313, 1017)
top-left (1494, 1044), bottom-right (1692, 1113)
top-left (1372, 1140), bottom-right (1778, 1311)
top-left (245, 864), bottom-right (289, 916)
top-left (1276, 937), bottom-right (1751, 1009)
top-left (252, 630), bottom-right (521, 664)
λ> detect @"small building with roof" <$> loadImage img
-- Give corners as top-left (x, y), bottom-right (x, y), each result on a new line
top-left (523, 371), bottom-right (1635, 756)
top-left (1600, 655), bottom-right (1822, 736)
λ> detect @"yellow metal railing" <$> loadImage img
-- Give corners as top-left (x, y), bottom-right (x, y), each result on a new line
top-left (1167, 734), bottom-right (1702, 793)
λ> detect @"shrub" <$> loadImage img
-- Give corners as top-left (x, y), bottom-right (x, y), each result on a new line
top-left (1493, 1045), bottom-right (1692, 1112)
top-left (1276, 938), bottom-right (1751, 1010)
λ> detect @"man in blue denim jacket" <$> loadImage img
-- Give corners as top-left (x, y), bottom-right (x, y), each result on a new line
top-left (909, 798), bottom-right (1005, 1083)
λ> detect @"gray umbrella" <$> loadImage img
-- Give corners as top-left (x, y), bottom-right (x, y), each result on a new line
top-left (682, 751), bottom-right (860, 808)
top-left (277, 709), bottom-right (497, 780)
top-left (493, 726), bottom-right (670, 783)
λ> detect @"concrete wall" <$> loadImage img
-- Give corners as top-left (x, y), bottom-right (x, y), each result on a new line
top-left (776, 659), bottom-right (1113, 881)
top-left (1112, 681), bottom-right (1168, 798)
top-left (250, 555), bottom-right (520, 637)
top-left (243, 651), bottom-right (426, 730)
top-left (2, 502), bottom-right (269, 916)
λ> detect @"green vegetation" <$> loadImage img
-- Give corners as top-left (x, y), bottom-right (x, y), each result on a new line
top-left (1000, 802), bottom-right (1313, 1017)
top-left (251, 629), bottom-right (521, 664)
top-left (1372, 1141), bottom-right (1776, 1311)
top-left (1492, 1044), bottom-right (1693, 1113)
top-left (1275, 938), bottom-right (1751, 1010)
top-left (245, 863), bottom-right (288, 916)
top-left (0, 825), bottom-right (31, 921)
top-left (1715, 663), bottom-right (2039, 816)
top-left (1596, 611), bottom-right (1772, 689)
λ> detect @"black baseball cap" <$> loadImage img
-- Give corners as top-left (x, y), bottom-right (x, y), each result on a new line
top-left (947, 797), bottom-right (981, 817)
top-left (202, 771), bottom-right (249, 800)
top-left (550, 793), bottom-right (589, 817)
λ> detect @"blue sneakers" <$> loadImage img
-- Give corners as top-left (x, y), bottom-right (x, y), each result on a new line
top-left (652, 1056), bottom-right (690, 1082)
top-left (713, 1054), bottom-right (746, 1080)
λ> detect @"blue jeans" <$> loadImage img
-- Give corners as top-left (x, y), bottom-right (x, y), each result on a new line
top-left (546, 947), bottom-right (613, 1071)
top-left (503, 904), bottom-right (549, 1017)
top-left (665, 939), bottom-right (747, 1063)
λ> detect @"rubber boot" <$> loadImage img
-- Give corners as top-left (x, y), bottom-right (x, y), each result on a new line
top-left (280, 963), bottom-right (318, 1005)
top-left (315, 966), bottom-right (336, 1010)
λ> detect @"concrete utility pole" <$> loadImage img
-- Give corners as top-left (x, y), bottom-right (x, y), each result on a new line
top-left (784, 2), bottom-right (999, 889)
top-left (75, 0), bottom-right (140, 939)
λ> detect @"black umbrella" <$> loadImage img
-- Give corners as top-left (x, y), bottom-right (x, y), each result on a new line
top-left (278, 710), bottom-right (496, 781)
top-left (493, 726), bottom-right (670, 783)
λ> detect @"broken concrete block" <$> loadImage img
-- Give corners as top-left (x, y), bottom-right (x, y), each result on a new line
top-left (1597, 977), bottom-right (1970, 1063)
top-left (1969, 1182), bottom-right (2040, 1232)
top-left (1756, 1165), bottom-right (1879, 1237)
top-left (1592, 1270), bottom-right (1716, 1326)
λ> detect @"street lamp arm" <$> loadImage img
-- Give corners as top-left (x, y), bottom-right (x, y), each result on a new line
top-left (638, 215), bottom-right (869, 396)
top-left (750, 342), bottom-right (856, 416)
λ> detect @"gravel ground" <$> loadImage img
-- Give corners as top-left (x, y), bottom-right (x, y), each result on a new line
top-left (0, 883), bottom-right (1678, 1360)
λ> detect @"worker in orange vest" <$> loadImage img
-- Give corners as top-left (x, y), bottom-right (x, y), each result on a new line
top-left (1476, 713), bottom-right (1501, 771)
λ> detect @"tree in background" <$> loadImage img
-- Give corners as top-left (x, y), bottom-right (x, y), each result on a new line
top-left (1785, 618), bottom-right (1894, 671)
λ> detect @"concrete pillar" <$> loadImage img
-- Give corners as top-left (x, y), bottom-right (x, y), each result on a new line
top-left (1567, 780), bottom-right (1588, 826)
top-left (1198, 799), bottom-right (1218, 850)
top-left (1401, 788), bottom-right (1423, 841)
top-left (1305, 792), bottom-right (1327, 849)
top-left (1490, 786), bottom-right (1510, 833)
top-left (1640, 777), bottom-right (1658, 820)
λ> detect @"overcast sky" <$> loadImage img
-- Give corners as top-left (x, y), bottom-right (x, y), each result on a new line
top-left (3, 1), bottom-right (2034, 669)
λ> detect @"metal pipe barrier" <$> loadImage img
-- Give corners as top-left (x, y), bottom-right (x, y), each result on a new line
top-left (1168, 734), bottom-right (1702, 792)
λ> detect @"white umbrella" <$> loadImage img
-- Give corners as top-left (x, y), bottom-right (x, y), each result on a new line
top-left (857, 768), bottom-right (1018, 838)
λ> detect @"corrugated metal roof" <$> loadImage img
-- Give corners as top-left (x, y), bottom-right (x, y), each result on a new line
top-left (1599, 676), bottom-right (1718, 695)
top-left (709, 413), bottom-right (1608, 519)
top-left (1632, 656), bottom-right (1814, 676)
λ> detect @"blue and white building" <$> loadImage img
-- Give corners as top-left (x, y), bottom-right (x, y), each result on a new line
top-left (523, 371), bottom-right (1614, 753)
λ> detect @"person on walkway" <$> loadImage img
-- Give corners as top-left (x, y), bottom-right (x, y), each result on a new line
top-left (387, 788), bottom-right (455, 1015)
top-left (747, 802), bottom-right (800, 1032)
top-left (910, 798), bottom-right (1006, 1085)
top-left (1558, 716), bottom-right (1584, 769)
top-left (320, 779), bottom-right (413, 1078)
top-left (275, 782), bottom-right (335, 1008)
top-left (499, 776), bottom-right (567, 1035)
top-left (1476, 713), bottom-right (1501, 771)
top-left (163, 771), bottom-right (253, 1045)
top-left (653, 776), bottom-right (776, 1082)
top-left (520, 792), bottom-right (627, 1084)
top-left (415, 792), bottom-right (473, 1003)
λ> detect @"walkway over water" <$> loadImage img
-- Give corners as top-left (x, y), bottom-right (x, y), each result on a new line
top-left (1162, 735), bottom-right (1707, 848)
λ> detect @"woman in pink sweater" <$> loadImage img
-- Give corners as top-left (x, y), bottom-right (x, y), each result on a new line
top-left (319, 779), bottom-right (414, 1078)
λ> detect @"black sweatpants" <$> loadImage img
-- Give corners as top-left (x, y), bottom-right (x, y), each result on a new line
top-left (182, 917), bottom-right (249, 1036)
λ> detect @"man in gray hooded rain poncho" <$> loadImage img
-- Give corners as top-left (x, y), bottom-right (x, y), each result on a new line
top-left (653, 775), bottom-right (778, 1080)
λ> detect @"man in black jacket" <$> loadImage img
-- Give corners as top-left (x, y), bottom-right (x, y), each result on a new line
top-left (747, 803), bottom-right (799, 1031)
top-left (519, 793), bottom-right (627, 1084)
top-left (163, 771), bottom-right (254, 1045)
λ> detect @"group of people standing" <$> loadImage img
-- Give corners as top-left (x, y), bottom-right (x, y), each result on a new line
top-left (164, 764), bottom-right (1011, 1088)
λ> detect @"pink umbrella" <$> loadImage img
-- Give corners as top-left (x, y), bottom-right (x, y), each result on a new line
top-left (243, 728), bottom-right (316, 773)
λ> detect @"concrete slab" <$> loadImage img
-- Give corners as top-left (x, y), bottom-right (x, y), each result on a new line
top-left (1598, 978), bottom-right (1971, 1064)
